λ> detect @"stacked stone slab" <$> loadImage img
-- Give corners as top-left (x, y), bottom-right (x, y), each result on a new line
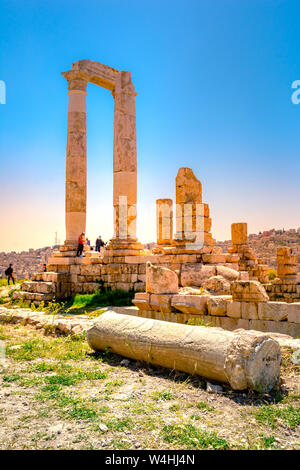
top-left (13, 272), bottom-right (71, 304)
top-left (228, 223), bottom-right (269, 283)
top-left (265, 247), bottom-right (300, 303)
top-left (133, 271), bottom-right (300, 338)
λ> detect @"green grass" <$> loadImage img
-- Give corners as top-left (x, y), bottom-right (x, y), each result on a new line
top-left (0, 279), bottom-right (24, 287)
top-left (36, 385), bottom-right (98, 422)
top-left (255, 404), bottom-right (300, 430)
top-left (16, 288), bottom-right (135, 315)
top-left (196, 401), bottom-right (215, 411)
top-left (160, 423), bottom-right (228, 449)
top-left (7, 335), bottom-right (91, 362)
top-left (152, 390), bottom-right (174, 401)
top-left (2, 374), bottom-right (21, 383)
top-left (69, 288), bottom-right (135, 310)
top-left (260, 436), bottom-right (277, 449)
top-left (105, 417), bottom-right (133, 431)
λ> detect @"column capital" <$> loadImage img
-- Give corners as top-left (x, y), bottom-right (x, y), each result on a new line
top-left (62, 70), bottom-right (89, 92)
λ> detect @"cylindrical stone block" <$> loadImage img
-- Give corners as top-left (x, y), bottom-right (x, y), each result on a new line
top-left (113, 72), bottom-right (137, 241)
top-left (63, 73), bottom-right (88, 244)
top-left (87, 311), bottom-right (282, 392)
top-left (231, 223), bottom-right (248, 245)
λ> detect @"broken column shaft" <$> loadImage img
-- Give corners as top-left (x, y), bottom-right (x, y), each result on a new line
top-left (87, 311), bottom-right (281, 392)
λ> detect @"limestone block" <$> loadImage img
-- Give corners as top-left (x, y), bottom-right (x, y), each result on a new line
top-left (133, 293), bottom-right (152, 311)
top-left (146, 262), bottom-right (179, 294)
top-left (277, 247), bottom-right (291, 256)
top-left (150, 294), bottom-right (174, 313)
top-left (277, 265), bottom-right (297, 276)
top-left (181, 264), bottom-right (216, 287)
top-left (176, 167), bottom-right (202, 204)
top-left (178, 286), bottom-right (202, 295)
top-left (202, 276), bottom-right (231, 295)
top-left (257, 302), bottom-right (289, 322)
top-left (239, 271), bottom-right (249, 281)
top-left (231, 280), bottom-right (269, 302)
top-left (227, 301), bottom-right (242, 318)
top-left (171, 294), bottom-right (210, 315)
top-left (241, 302), bottom-right (258, 320)
top-left (208, 296), bottom-right (231, 316)
top-left (80, 265), bottom-right (101, 276)
top-left (288, 303), bottom-right (300, 324)
top-left (226, 254), bottom-right (240, 263)
top-left (216, 266), bottom-right (240, 281)
top-left (202, 254), bottom-right (227, 264)
top-left (231, 223), bottom-right (247, 245)
top-left (82, 283), bottom-right (99, 294)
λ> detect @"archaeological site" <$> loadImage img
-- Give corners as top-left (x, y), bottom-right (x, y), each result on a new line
top-left (2, 2), bottom-right (300, 452)
top-left (11, 61), bottom-right (300, 350)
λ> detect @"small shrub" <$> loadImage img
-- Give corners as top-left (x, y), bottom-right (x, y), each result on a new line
top-left (268, 269), bottom-right (277, 281)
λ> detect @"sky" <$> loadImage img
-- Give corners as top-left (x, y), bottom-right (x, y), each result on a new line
top-left (0, 0), bottom-right (300, 252)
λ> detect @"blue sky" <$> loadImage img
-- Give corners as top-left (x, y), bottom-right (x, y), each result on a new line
top-left (0, 0), bottom-right (300, 251)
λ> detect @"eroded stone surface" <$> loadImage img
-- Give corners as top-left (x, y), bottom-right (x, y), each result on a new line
top-left (146, 262), bottom-right (179, 294)
top-left (231, 280), bottom-right (269, 303)
top-left (203, 276), bottom-right (231, 295)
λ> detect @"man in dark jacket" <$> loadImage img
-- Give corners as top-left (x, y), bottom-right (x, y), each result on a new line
top-left (95, 236), bottom-right (105, 252)
top-left (5, 264), bottom-right (15, 285)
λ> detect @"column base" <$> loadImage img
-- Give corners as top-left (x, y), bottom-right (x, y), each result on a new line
top-left (53, 240), bottom-right (91, 258)
top-left (104, 237), bottom-right (145, 257)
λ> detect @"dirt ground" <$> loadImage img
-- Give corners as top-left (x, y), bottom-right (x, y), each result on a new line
top-left (0, 321), bottom-right (299, 450)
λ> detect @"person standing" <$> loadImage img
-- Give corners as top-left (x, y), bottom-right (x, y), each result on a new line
top-left (76, 232), bottom-right (85, 257)
top-left (5, 264), bottom-right (15, 285)
top-left (95, 235), bottom-right (105, 252)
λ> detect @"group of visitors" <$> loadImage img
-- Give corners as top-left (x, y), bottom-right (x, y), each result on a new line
top-left (2, 235), bottom-right (105, 285)
top-left (76, 233), bottom-right (106, 257)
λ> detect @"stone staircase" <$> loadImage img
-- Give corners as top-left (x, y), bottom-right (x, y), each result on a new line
top-left (13, 272), bottom-right (71, 305)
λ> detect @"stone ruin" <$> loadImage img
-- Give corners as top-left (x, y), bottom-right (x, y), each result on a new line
top-left (14, 60), bottom-right (300, 338)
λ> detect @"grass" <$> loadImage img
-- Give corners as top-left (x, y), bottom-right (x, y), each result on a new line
top-left (0, 279), bottom-right (24, 288)
top-left (196, 401), bottom-right (215, 411)
top-left (0, 322), bottom-right (299, 450)
top-left (10, 287), bottom-right (135, 316)
top-left (152, 390), bottom-right (174, 401)
top-left (68, 288), bottom-right (135, 310)
top-left (160, 423), bottom-right (229, 449)
top-left (105, 417), bottom-right (133, 431)
top-left (254, 404), bottom-right (300, 430)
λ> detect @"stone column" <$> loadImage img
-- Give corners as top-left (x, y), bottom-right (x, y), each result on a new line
top-left (277, 247), bottom-right (298, 281)
top-left (231, 223), bottom-right (248, 245)
top-left (112, 71), bottom-right (137, 242)
top-left (156, 199), bottom-right (173, 245)
top-left (62, 71), bottom-right (88, 249)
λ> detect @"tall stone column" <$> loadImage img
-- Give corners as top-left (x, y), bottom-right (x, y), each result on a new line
top-left (62, 71), bottom-right (88, 249)
top-left (106, 71), bottom-right (143, 255)
top-left (156, 199), bottom-right (173, 245)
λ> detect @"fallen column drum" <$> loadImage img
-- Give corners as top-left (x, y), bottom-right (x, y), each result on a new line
top-left (86, 311), bottom-right (281, 392)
